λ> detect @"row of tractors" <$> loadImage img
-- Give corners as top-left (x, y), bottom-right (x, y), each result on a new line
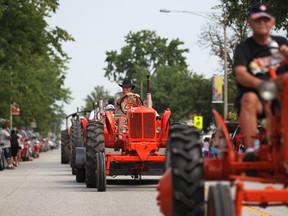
top-left (61, 77), bottom-right (171, 191)
top-left (62, 52), bottom-right (288, 216)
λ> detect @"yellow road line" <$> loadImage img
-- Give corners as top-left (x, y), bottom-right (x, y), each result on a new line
top-left (205, 188), bottom-right (272, 216)
top-left (242, 206), bottom-right (272, 216)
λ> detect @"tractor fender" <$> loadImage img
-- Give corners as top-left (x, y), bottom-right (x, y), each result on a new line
top-left (105, 111), bottom-right (115, 135)
top-left (161, 108), bottom-right (171, 137)
top-left (75, 147), bottom-right (86, 168)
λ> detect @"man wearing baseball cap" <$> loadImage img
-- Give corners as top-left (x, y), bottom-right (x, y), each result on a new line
top-left (233, 3), bottom-right (288, 168)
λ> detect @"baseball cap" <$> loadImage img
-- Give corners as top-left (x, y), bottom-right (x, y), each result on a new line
top-left (105, 104), bottom-right (115, 111)
top-left (249, 3), bottom-right (274, 20)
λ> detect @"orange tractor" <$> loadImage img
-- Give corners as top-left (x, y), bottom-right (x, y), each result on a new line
top-left (79, 77), bottom-right (171, 191)
top-left (157, 49), bottom-right (288, 215)
top-left (61, 108), bottom-right (90, 182)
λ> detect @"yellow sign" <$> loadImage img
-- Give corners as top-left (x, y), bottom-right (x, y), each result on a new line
top-left (194, 116), bottom-right (203, 130)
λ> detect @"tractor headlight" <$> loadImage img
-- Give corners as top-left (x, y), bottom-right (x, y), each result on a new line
top-left (156, 126), bottom-right (162, 134)
top-left (259, 81), bottom-right (278, 101)
top-left (120, 126), bottom-right (127, 134)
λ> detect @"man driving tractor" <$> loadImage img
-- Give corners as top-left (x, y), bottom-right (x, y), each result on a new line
top-left (234, 3), bottom-right (288, 162)
top-left (114, 79), bottom-right (140, 130)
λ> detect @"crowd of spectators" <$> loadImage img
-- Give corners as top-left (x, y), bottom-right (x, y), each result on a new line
top-left (0, 124), bottom-right (59, 171)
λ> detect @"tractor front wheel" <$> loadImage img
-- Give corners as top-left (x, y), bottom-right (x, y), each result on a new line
top-left (85, 121), bottom-right (104, 188)
top-left (208, 184), bottom-right (235, 216)
top-left (76, 168), bottom-right (86, 183)
top-left (96, 152), bottom-right (106, 192)
top-left (169, 124), bottom-right (205, 215)
top-left (61, 130), bottom-right (70, 164)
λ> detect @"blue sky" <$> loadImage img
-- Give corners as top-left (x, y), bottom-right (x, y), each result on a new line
top-left (47, 0), bottom-right (221, 115)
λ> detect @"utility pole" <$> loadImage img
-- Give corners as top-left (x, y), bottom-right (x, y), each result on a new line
top-left (223, 11), bottom-right (228, 120)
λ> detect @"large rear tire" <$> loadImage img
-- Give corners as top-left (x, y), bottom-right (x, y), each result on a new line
top-left (169, 124), bottom-right (205, 215)
top-left (71, 121), bottom-right (84, 147)
top-left (85, 121), bottom-right (104, 188)
top-left (61, 130), bottom-right (70, 164)
top-left (70, 122), bottom-right (84, 175)
top-left (96, 152), bottom-right (106, 192)
top-left (208, 184), bottom-right (235, 216)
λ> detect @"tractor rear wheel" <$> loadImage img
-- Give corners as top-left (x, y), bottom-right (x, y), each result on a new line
top-left (71, 121), bottom-right (84, 147)
top-left (86, 121), bottom-right (104, 188)
top-left (96, 152), bottom-right (106, 192)
top-left (76, 168), bottom-right (86, 183)
top-left (70, 121), bottom-right (84, 175)
top-left (208, 184), bottom-right (235, 216)
top-left (169, 124), bottom-right (204, 215)
top-left (70, 124), bottom-right (76, 175)
top-left (61, 130), bottom-right (70, 164)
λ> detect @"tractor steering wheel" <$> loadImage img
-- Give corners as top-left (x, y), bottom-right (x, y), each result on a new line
top-left (119, 94), bottom-right (143, 114)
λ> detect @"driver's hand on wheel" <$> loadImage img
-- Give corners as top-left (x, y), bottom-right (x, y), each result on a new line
top-left (125, 93), bottom-right (140, 98)
top-left (133, 93), bottom-right (140, 98)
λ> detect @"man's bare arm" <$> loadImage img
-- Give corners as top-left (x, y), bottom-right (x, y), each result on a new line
top-left (234, 66), bottom-right (263, 89)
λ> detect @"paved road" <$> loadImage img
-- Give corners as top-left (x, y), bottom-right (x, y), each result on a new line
top-left (0, 149), bottom-right (162, 216)
top-left (0, 148), bottom-right (287, 216)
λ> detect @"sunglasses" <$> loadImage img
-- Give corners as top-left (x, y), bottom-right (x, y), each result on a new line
top-left (252, 17), bottom-right (271, 23)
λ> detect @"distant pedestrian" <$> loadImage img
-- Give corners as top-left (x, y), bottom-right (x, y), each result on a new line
top-left (16, 130), bottom-right (22, 164)
top-left (209, 133), bottom-right (219, 158)
top-left (10, 130), bottom-right (20, 167)
top-left (0, 125), bottom-right (14, 169)
top-left (203, 137), bottom-right (210, 157)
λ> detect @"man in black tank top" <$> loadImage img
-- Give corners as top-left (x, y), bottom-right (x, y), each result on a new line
top-left (233, 3), bottom-right (288, 161)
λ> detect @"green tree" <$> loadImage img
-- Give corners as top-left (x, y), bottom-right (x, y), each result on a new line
top-left (104, 30), bottom-right (188, 83)
top-left (150, 66), bottom-right (214, 131)
top-left (83, 86), bottom-right (113, 110)
top-left (0, 0), bottom-right (73, 133)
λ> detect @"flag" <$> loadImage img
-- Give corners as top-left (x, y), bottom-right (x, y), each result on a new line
top-left (212, 75), bottom-right (223, 103)
top-left (11, 103), bottom-right (20, 115)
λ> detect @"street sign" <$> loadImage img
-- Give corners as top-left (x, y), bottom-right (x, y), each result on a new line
top-left (194, 116), bottom-right (203, 130)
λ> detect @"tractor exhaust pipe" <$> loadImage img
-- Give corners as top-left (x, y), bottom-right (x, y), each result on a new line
top-left (99, 97), bottom-right (103, 113)
top-left (146, 75), bottom-right (152, 108)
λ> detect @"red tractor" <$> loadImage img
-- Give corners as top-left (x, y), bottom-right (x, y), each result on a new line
top-left (61, 108), bottom-right (89, 183)
top-left (157, 49), bottom-right (288, 215)
top-left (79, 77), bottom-right (171, 191)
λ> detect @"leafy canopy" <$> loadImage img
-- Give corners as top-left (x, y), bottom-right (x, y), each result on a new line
top-left (104, 30), bottom-right (188, 83)
top-left (0, 0), bottom-right (73, 133)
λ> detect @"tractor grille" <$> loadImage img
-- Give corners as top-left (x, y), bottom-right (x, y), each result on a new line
top-left (130, 113), bottom-right (155, 139)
